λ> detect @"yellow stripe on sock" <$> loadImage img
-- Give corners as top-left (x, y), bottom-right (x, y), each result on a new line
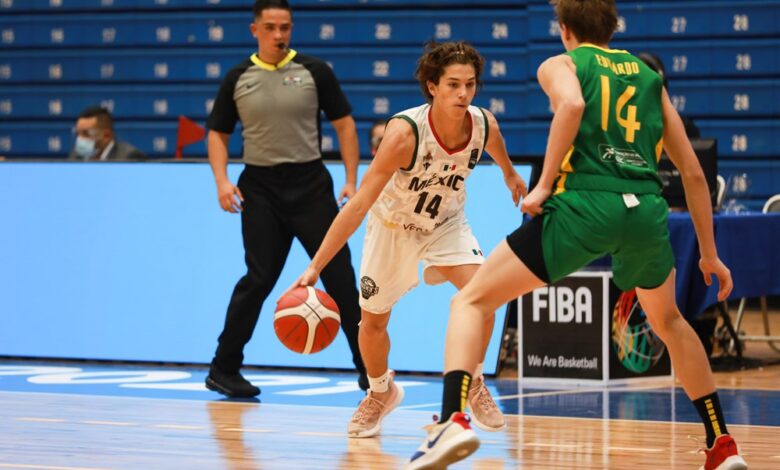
top-left (459, 376), bottom-right (471, 412)
top-left (705, 399), bottom-right (722, 436)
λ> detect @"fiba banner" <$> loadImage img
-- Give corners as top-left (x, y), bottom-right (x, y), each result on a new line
top-left (519, 271), bottom-right (607, 380)
top-left (519, 270), bottom-right (671, 383)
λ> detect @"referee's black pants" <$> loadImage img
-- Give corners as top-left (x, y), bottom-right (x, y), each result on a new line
top-left (211, 160), bottom-right (366, 378)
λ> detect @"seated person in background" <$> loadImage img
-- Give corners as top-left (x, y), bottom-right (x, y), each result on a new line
top-left (68, 106), bottom-right (147, 161)
top-left (368, 119), bottom-right (385, 157)
top-left (637, 52), bottom-right (700, 139)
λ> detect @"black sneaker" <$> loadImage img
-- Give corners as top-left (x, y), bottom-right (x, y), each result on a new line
top-left (205, 367), bottom-right (260, 398)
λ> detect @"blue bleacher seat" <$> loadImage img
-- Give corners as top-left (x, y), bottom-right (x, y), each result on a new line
top-left (0, 0), bottom-right (527, 12)
top-left (529, 1), bottom-right (779, 41)
top-left (0, 10), bottom-right (527, 48)
top-left (0, 47), bottom-right (528, 83)
top-left (528, 40), bottom-right (780, 80)
top-left (523, 80), bottom-right (779, 119)
top-left (0, 0), bottom-right (777, 206)
top-left (0, 120), bottom-right (544, 158)
top-left (0, 84), bottom-right (527, 121)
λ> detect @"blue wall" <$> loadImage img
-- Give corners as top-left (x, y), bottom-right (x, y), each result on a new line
top-left (0, 162), bottom-right (531, 374)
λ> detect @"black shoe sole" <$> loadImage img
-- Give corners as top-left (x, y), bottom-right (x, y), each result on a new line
top-left (205, 376), bottom-right (260, 398)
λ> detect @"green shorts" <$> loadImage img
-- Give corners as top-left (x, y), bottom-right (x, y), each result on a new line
top-left (507, 190), bottom-right (675, 290)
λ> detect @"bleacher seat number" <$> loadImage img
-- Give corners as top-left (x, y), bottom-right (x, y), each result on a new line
top-left (435, 23), bottom-right (451, 40)
top-left (50, 28), bottom-right (64, 44)
top-left (154, 63), bottom-right (169, 79)
top-left (731, 135), bottom-right (748, 153)
top-left (671, 95), bottom-right (686, 112)
top-left (156, 27), bottom-right (171, 43)
top-left (735, 54), bottom-right (752, 72)
top-left (208, 26), bottom-right (224, 42)
top-left (0, 137), bottom-right (10, 152)
top-left (372, 61), bottom-right (389, 78)
top-left (2, 29), bottom-right (14, 44)
top-left (103, 28), bottom-right (116, 44)
top-left (48, 136), bottom-right (61, 152)
top-left (320, 24), bottom-right (335, 40)
top-left (48, 100), bottom-right (62, 116)
top-left (375, 24), bottom-right (391, 40)
top-left (153, 137), bottom-right (167, 152)
top-left (490, 61), bottom-right (507, 78)
top-left (492, 23), bottom-right (508, 40)
top-left (0, 64), bottom-right (10, 79)
top-left (49, 64), bottom-right (62, 80)
top-left (154, 100), bottom-right (168, 115)
top-left (373, 97), bottom-right (389, 115)
top-left (101, 64), bottom-right (115, 79)
top-left (671, 17), bottom-right (687, 34)
top-left (733, 14), bottom-right (749, 32)
top-left (733, 94), bottom-right (750, 112)
top-left (548, 21), bottom-right (560, 37)
top-left (0, 100), bottom-right (11, 115)
top-left (489, 98), bottom-right (505, 116)
top-left (672, 55), bottom-right (687, 73)
top-left (206, 63), bottom-right (221, 78)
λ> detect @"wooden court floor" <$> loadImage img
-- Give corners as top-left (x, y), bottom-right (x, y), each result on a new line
top-left (0, 365), bottom-right (779, 469)
top-left (1, 311), bottom-right (779, 469)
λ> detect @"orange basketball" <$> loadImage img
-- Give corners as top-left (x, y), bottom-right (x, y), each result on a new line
top-left (274, 286), bottom-right (341, 354)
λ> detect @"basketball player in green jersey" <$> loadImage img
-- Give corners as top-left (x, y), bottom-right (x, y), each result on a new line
top-left (404, 1), bottom-right (748, 469)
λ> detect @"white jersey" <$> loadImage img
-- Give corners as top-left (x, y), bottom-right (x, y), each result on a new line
top-left (370, 104), bottom-right (489, 232)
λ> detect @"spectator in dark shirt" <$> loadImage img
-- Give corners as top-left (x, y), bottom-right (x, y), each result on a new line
top-left (68, 106), bottom-right (146, 161)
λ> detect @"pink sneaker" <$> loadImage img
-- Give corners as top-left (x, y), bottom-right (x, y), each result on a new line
top-left (347, 377), bottom-right (404, 438)
top-left (466, 376), bottom-right (506, 432)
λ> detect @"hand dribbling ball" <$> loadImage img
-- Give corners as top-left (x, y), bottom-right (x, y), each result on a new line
top-left (274, 286), bottom-right (341, 354)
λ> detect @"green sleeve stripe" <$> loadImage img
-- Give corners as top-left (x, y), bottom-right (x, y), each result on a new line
top-left (390, 115), bottom-right (419, 171)
top-left (478, 107), bottom-right (490, 152)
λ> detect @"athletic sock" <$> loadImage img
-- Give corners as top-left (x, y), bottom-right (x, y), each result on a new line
top-left (440, 370), bottom-right (472, 424)
top-left (692, 392), bottom-right (729, 448)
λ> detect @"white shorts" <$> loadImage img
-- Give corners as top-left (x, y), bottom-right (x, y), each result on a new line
top-left (358, 212), bottom-right (484, 314)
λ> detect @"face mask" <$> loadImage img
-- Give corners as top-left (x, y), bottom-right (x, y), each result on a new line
top-left (74, 136), bottom-right (96, 159)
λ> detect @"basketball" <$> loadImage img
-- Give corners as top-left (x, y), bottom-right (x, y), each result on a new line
top-left (274, 286), bottom-right (341, 354)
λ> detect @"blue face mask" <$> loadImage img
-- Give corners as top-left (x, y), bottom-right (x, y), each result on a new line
top-left (74, 136), bottom-right (96, 159)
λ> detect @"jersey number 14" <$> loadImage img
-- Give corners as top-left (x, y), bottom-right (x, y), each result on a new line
top-left (600, 75), bottom-right (641, 143)
top-left (414, 191), bottom-right (442, 219)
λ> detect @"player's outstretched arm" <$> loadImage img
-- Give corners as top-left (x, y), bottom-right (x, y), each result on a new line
top-left (661, 89), bottom-right (733, 300)
top-left (482, 109), bottom-right (527, 206)
top-left (290, 118), bottom-right (416, 289)
top-left (523, 54), bottom-right (584, 216)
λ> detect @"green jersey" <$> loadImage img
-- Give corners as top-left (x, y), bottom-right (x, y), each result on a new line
top-left (555, 44), bottom-right (665, 195)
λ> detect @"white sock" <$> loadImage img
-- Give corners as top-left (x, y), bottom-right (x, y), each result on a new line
top-left (368, 369), bottom-right (392, 393)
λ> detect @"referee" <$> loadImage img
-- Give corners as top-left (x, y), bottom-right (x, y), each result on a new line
top-left (204, 0), bottom-right (367, 397)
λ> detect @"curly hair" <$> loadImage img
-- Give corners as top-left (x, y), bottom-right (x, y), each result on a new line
top-left (552, 0), bottom-right (618, 45)
top-left (415, 41), bottom-right (485, 103)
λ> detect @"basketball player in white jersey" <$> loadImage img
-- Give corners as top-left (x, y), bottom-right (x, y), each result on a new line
top-left (289, 41), bottom-right (527, 438)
